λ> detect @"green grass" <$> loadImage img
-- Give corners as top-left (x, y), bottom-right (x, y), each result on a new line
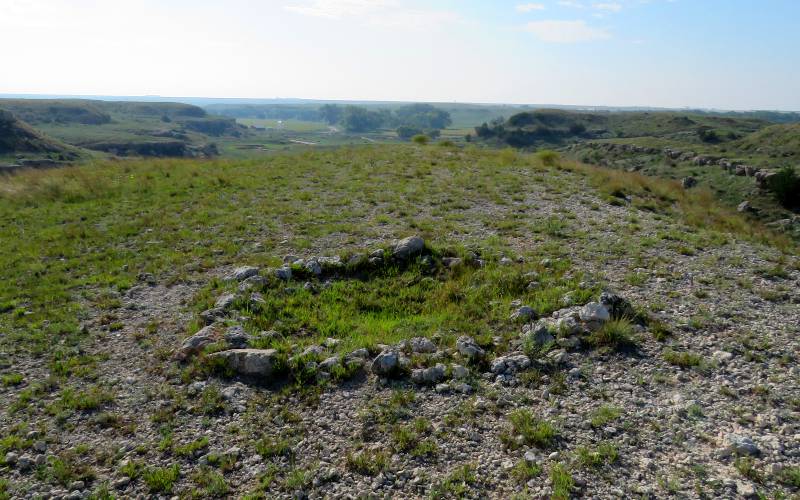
top-left (550, 463), bottom-right (574, 500)
top-left (174, 437), bottom-right (209, 458)
top-left (1, 373), bottom-right (23, 386)
top-left (590, 405), bottom-right (622, 428)
top-left (663, 349), bottom-right (703, 368)
top-left (511, 460), bottom-right (542, 483)
top-left (345, 449), bottom-right (388, 476)
top-left (778, 466), bottom-right (800, 487)
top-left (211, 249), bottom-right (584, 355)
top-left (502, 409), bottom-right (558, 450)
top-left (588, 318), bottom-right (637, 351)
top-left (430, 464), bottom-right (478, 499)
top-left (192, 467), bottom-right (229, 498)
top-left (576, 441), bottom-right (619, 468)
top-left (142, 463), bottom-right (180, 494)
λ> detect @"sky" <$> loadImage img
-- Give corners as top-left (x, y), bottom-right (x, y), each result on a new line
top-left (1, 0), bottom-right (799, 110)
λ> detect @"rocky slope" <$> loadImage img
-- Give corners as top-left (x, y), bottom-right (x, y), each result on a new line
top-left (0, 146), bottom-right (797, 499)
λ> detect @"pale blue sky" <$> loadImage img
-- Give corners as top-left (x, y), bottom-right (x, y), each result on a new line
top-left (1, 0), bottom-right (798, 109)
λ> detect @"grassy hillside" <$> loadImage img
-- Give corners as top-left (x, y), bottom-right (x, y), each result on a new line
top-left (0, 145), bottom-right (797, 498)
top-left (735, 123), bottom-right (800, 156)
top-left (475, 109), bottom-right (767, 148)
top-left (0, 99), bottom-right (241, 159)
top-left (472, 110), bottom-right (798, 238)
top-left (0, 109), bottom-right (78, 160)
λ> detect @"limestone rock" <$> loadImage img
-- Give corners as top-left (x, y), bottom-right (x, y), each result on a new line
top-left (208, 349), bottom-right (278, 377)
top-left (393, 236), bottom-right (425, 260)
top-left (456, 336), bottom-right (485, 361)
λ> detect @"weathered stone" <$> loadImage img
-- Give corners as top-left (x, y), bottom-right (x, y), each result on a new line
top-left (408, 337), bottom-right (437, 354)
top-left (175, 325), bottom-right (217, 360)
top-left (214, 293), bottom-right (237, 310)
top-left (724, 434), bottom-right (760, 456)
top-left (208, 349), bottom-right (278, 377)
top-left (491, 354), bottom-right (531, 375)
top-left (275, 266), bottom-right (292, 281)
top-left (228, 266), bottom-right (259, 281)
top-left (453, 382), bottom-right (473, 394)
top-left (442, 257), bottom-right (462, 268)
top-left (224, 325), bottom-right (249, 349)
top-left (411, 364), bottom-right (446, 385)
top-left (393, 236), bottom-right (425, 260)
top-left (305, 259), bottom-right (322, 276)
top-left (451, 364), bottom-right (469, 380)
top-left (510, 305), bottom-right (536, 321)
top-left (371, 350), bottom-right (408, 377)
top-left (456, 336), bottom-right (485, 361)
top-left (318, 256), bottom-right (343, 269)
top-left (579, 302), bottom-right (610, 323)
top-left (319, 356), bottom-right (341, 371)
top-left (199, 308), bottom-right (224, 324)
top-left (523, 320), bottom-right (555, 346)
top-left (300, 345), bottom-right (325, 358)
top-left (599, 292), bottom-right (634, 319)
top-left (347, 348), bottom-right (370, 360)
top-left (547, 349), bottom-right (568, 364)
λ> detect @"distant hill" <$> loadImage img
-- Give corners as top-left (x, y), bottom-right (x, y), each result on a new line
top-left (473, 109), bottom-right (768, 148)
top-left (0, 99), bottom-right (208, 125)
top-left (0, 99), bottom-right (241, 158)
top-left (734, 123), bottom-right (800, 157)
top-left (0, 109), bottom-right (75, 156)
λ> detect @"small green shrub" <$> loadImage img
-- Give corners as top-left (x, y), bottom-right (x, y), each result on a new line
top-left (778, 466), bottom-right (800, 487)
top-left (503, 409), bottom-right (557, 449)
top-left (412, 134), bottom-right (429, 145)
top-left (192, 467), bottom-right (228, 497)
top-left (550, 463), bottom-right (574, 500)
top-left (345, 449), bottom-right (388, 476)
top-left (663, 349), bottom-right (702, 368)
top-left (537, 150), bottom-right (561, 167)
top-left (254, 435), bottom-right (293, 459)
top-left (576, 441), bottom-right (619, 468)
top-left (767, 166), bottom-right (800, 208)
top-left (590, 405), bottom-right (622, 428)
top-left (1, 373), bottom-right (23, 386)
top-left (142, 464), bottom-right (180, 494)
top-left (511, 460), bottom-right (542, 483)
top-left (589, 318), bottom-right (637, 351)
top-left (174, 437), bottom-right (209, 458)
top-left (430, 464), bottom-right (478, 498)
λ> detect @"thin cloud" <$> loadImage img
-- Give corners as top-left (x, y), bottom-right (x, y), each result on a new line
top-left (593, 2), bottom-right (623, 12)
top-left (516, 3), bottom-right (546, 12)
top-left (285, 0), bottom-right (394, 20)
top-left (284, 0), bottom-right (460, 29)
top-left (524, 19), bottom-right (610, 43)
top-left (557, 1), bottom-right (585, 8)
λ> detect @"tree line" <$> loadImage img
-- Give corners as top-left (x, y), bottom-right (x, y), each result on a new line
top-left (319, 103), bottom-right (452, 138)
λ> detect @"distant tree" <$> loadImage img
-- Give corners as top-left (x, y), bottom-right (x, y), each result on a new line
top-left (341, 106), bottom-right (386, 132)
top-left (768, 166), bottom-right (800, 208)
top-left (475, 122), bottom-right (494, 138)
top-left (319, 104), bottom-right (343, 125)
top-left (412, 134), bottom-right (429, 145)
top-left (569, 123), bottom-right (587, 136)
top-left (697, 126), bottom-right (720, 143)
top-left (397, 126), bottom-right (423, 140)
top-left (394, 103), bottom-right (452, 130)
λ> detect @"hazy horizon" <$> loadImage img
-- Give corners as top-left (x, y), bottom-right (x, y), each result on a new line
top-left (2, 0), bottom-right (799, 110)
